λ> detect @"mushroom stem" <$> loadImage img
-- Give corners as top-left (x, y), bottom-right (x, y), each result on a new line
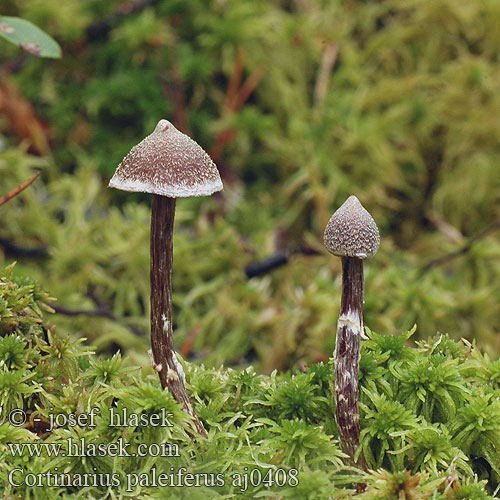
top-left (150, 194), bottom-right (207, 437)
top-left (335, 256), bottom-right (367, 470)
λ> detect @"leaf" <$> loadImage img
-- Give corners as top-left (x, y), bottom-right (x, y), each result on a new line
top-left (0, 16), bottom-right (61, 58)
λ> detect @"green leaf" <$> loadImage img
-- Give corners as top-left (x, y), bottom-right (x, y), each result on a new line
top-left (0, 16), bottom-right (61, 58)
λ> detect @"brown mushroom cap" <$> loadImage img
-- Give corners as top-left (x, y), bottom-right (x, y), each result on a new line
top-left (109, 119), bottom-right (223, 198)
top-left (324, 195), bottom-right (380, 259)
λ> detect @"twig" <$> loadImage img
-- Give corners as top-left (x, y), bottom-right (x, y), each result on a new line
top-left (0, 78), bottom-right (50, 155)
top-left (209, 51), bottom-right (265, 164)
top-left (427, 212), bottom-right (464, 244)
top-left (232, 67), bottom-right (264, 111)
top-left (86, 0), bottom-right (162, 41)
top-left (224, 49), bottom-right (244, 110)
top-left (52, 303), bottom-right (147, 338)
top-left (1, 55), bottom-right (29, 74)
top-left (245, 252), bottom-right (288, 278)
top-left (53, 294), bottom-right (149, 337)
top-left (423, 218), bottom-right (500, 271)
top-left (313, 42), bottom-right (338, 109)
top-left (179, 322), bottom-right (202, 358)
top-left (0, 237), bottom-right (48, 258)
top-left (52, 289), bottom-right (116, 319)
top-left (52, 304), bottom-right (115, 319)
top-left (0, 171), bottom-right (41, 207)
top-left (161, 40), bottom-right (188, 134)
top-left (244, 244), bottom-right (321, 278)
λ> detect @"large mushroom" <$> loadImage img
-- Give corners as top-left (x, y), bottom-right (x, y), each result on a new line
top-left (109, 119), bottom-right (223, 436)
top-left (323, 195), bottom-right (379, 469)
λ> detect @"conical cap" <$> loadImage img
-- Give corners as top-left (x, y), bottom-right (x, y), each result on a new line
top-left (109, 120), bottom-right (223, 198)
top-left (324, 195), bottom-right (379, 259)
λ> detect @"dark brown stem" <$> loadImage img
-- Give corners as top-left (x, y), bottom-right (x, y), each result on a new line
top-left (335, 256), bottom-right (368, 474)
top-left (150, 195), bottom-right (207, 437)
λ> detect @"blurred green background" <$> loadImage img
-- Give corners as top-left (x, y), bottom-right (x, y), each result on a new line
top-left (1, 0), bottom-right (499, 373)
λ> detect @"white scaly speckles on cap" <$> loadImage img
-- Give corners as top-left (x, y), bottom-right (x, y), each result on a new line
top-left (324, 195), bottom-right (379, 259)
top-left (109, 119), bottom-right (223, 198)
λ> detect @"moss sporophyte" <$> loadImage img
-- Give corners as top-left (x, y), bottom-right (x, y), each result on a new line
top-left (109, 119), bottom-right (223, 437)
top-left (323, 195), bottom-right (380, 472)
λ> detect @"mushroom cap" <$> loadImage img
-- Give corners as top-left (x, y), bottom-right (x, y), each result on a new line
top-left (323, 195), bottom-right (380, 259)
top-left (109, 119), bottom-right (223, 198)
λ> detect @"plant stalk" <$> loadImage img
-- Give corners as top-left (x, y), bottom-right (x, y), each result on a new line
top-left (335, 256), bottom-right (368, 471)
top-left (150, 194), bottom-right (207, 437)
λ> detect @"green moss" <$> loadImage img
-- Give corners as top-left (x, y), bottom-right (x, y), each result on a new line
top-left (1, 0), bottom-right (500, 497)
top-left (1, 269), bottom-right (499, 498)
top-left (1, 0), bottom-right (500, 372)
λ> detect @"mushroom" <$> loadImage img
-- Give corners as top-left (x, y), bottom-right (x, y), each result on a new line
top-left (109, 119), bottom-right (223, 436)
top-left (323, 195), bottom-right (379, 469)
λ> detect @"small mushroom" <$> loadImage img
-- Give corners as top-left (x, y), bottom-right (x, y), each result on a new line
top-left (324, 195), bottom-right (379, 470)
top-left (109, 119), bottom-right (223, 436)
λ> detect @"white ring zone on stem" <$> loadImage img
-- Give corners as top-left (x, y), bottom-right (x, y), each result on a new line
top-left (337, 308), bottom-right (368, 339)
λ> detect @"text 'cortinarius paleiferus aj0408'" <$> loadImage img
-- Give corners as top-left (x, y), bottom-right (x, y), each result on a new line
top-left (109, 119), bottom-right (223, 437)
